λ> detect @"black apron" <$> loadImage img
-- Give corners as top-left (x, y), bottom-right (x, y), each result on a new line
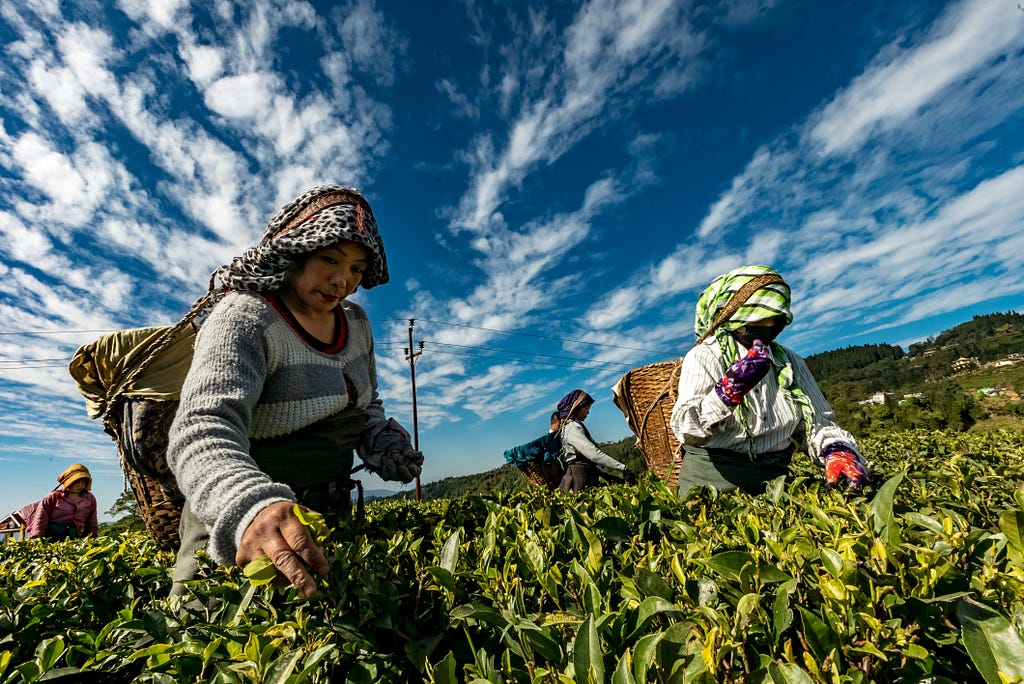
top-left (170, 408), bottom-right (365, 596)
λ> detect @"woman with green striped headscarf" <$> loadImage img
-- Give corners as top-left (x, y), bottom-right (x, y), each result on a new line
top-left (669, 265), bottom-right (870, 496)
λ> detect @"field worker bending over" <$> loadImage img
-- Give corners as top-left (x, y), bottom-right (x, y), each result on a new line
top-left (557, 389), bottom-right (637, 493)
top-left (167, 185), bottom-right (423, 599)
top-left (669, 265), bottom-right (869, 496)
top-left (25, 463), bottom-right (99, 540)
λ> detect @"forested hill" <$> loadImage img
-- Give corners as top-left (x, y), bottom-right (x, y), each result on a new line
top-left (805, 311), bottom-right (1024, 397)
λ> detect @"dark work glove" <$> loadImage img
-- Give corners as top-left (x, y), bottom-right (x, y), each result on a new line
top-left (821, 442), bottom-right (870, 491)
top-left (621, 469), bottom-right (637, 485)
top-left (358, 419), bottom-right (425, 484)
top-left (714, 339), bottom-right (772, 407)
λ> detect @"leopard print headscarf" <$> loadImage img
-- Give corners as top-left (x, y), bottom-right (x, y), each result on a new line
top-left (211, 184), bottom-right (389, 293)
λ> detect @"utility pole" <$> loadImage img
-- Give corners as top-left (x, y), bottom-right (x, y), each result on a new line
top-left (404, 319), bottom-right (424, 500)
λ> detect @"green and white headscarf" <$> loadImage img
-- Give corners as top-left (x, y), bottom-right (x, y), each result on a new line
top-left (694, 265), bottom-right (814, 454)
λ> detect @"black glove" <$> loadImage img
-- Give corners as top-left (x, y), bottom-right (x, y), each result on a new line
top-left (621, 468), bottom-right (637, 485)
top-left (358, 419), bottom-right (424, 484)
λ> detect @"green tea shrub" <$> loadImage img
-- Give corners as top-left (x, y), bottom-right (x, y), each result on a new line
top-left (1, 429), bottom-right (1022, 683)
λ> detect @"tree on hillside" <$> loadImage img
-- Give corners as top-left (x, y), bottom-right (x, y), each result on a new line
top-left (102, 488), bottom-right (146, 536)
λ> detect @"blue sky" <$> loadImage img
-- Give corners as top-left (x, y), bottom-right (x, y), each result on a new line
top-left (1, 0), bottom-right (1022, 521)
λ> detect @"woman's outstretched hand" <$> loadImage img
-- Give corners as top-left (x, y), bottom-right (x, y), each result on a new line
top-left (822, 444), bottom-right (871, 492)
top-left (236, 501), bottom-right (329, 598)
top-left (715, 339), bottom-right (772, 406)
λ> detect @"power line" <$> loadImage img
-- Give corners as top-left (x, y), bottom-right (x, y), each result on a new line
top-left (376, 317), bottom-right (673, 356)
top-left (424, 340), bottom-right (635, 367)
top-left (0, 329), bottom-right (118, 335)
top-left (428, 347), bottom-right (630, 372)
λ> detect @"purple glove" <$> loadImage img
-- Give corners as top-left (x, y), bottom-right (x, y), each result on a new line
top-left (714, 339), bottom-right (772, 407)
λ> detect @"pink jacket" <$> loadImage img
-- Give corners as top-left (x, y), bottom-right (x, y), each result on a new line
top-left (26, 489), bottom-right (98, 539)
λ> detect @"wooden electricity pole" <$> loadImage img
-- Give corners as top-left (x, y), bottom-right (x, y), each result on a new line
top-left (404, 319), bottom-right (424, 500)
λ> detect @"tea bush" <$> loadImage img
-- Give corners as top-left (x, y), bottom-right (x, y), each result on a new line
top-left (1, 429), bottom-right (1022, 683)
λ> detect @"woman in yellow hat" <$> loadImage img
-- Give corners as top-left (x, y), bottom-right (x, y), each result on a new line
top-left (25, 463), bottom-right (99, 540)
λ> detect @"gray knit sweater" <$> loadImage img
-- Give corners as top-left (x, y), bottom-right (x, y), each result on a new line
top-left (167, 291), bottom-right (385, 564)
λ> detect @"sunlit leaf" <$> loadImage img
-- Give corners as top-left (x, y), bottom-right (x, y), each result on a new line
top-left (430, 651), bottom-right (458, 684)
top-left (767, 662), bottom-right (815, 684)
top-left (870, 470), bottom-right (906, 536)
top-left (243, 556), bottom-right (278, 586)
top-left (957, 597), bottom-right (1024, 684)
top-left (573, 615), bottom-right (604, 684)
top-left (440, 529), bottom-right (461, 573)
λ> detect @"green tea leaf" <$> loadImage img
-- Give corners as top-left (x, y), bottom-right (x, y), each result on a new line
top-left (426, 566), bottom-right (455, 593)
top-left (957, 597), bottom-right (1024, 684)
top-left (611, 649), bottom-right (634, 684)
top-left (440, 529), bottom-right (461, 573)
top-left (703, 551), bottom-right (754, 582)
top-left (292, 504), bottom-right (330, 544)
top-left (772, 580), bottom-right (796, 645)
top-left (634, 568), bottom-right (673, 600)
top-left (263, 651), bottom-right (302, 684)
top-left (767, 662), bottom-right (815, 684)
top-left (819, 548), bottom-right (844, 578)
top-left (431, 651), bottom-right (458, 684)
top-left (243, 556), bottom-right (278, 586)
top-left (998, 510), bottom-right (1024, 562)
top-left (573, 615), bottom-right (604, 684)
top-left (796, 606), bottom-right (837, 662)
top-left (870, 470), bottom-right (906, 536)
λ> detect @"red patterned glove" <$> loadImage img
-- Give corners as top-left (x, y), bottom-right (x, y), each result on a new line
top-left (822, 443), bottom-right (870, 491)
top-left (714, 339), bottom-right (772, 407)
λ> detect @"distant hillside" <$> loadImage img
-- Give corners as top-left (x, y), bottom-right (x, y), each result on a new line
top-left (806, 311), bottom-right (1024, 397)
top-left (805, 311), bottom-right (1024, 435)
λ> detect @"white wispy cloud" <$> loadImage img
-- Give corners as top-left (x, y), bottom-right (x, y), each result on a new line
top-left (591, 0), bottom-right (1024, 354)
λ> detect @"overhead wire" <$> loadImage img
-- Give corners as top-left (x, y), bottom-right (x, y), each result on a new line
top-left (374, 317), bottom-right (673, 356)
top-left (427, 347), bottom-right (632, 372)
top-left (0, 317), bottom-right (665, 372)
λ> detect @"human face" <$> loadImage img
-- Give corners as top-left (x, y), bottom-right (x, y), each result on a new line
top-left (66, 479), bottom-right (88, 494)
top-left (575, 403), bottom-right (592, 421)
top-left (283, 241), bottom-right (369, 316)
top-left (733, 315), bottom-right (787, 347)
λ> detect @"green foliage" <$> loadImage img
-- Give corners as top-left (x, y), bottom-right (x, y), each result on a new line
top-left (2, 429), bottom-right (1023, 682)
top-left (100, 489), bottom-right (147, 537)
top-left (807, 312), bottom-right (1024, 411)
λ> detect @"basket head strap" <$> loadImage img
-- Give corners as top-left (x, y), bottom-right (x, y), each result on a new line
top-left (694, 273), bottom-right (785, 345)
top-left (100, 289), bottom-right (219, 436)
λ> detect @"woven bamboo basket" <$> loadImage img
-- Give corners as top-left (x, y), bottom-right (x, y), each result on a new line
top-left (120, 451), bottom-right (182, 552)
top-left (116, 398), bottom-right (184, 552)
top-left (518, 461), bottom-right (564, 490)
top-left (612, 358), bottom-right (684, 491)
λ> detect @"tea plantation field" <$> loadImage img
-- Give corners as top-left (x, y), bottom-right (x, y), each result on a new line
top-left (1, 429), bottom-right (1023, 683)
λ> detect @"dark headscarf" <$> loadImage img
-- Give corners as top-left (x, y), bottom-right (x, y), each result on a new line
top-left (212, 184), bottom-right (389, 293)
top-left (557, 390), bottom-right (594, 421)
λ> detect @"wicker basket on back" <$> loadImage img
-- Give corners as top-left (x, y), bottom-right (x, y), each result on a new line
top-left (518, 461), bottom-right (564, 490)
top-left (612, 272), bottom-right (785, 491)
top-left (612, 359), bottom-right (684, 490)
top-left (69, 299), bottom-right (212, 553)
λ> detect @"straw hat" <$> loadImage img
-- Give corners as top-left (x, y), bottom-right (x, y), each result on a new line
top-left (58, 463), bottom-right (92, 491)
